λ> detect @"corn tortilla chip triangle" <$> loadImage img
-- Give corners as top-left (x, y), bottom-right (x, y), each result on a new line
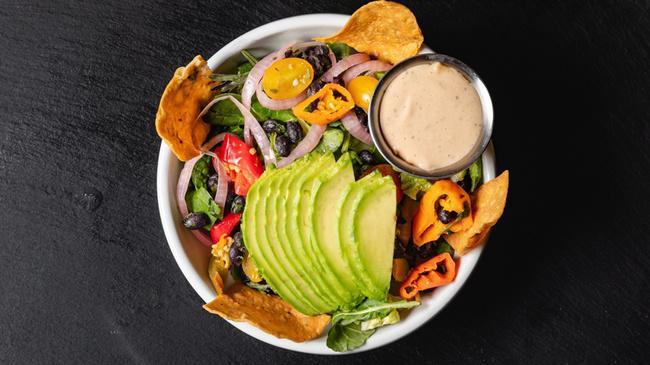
top-left (155, 55), bottom-right (215, 161)
top-left (314, 1), bottom-right (423, 64)
top-left (446, 171), bottom-right (509, 255)
top-left (203, 283), bottom-right (331, 342)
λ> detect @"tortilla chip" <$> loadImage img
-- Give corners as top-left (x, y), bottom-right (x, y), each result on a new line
top-left (445, 171), bottom-right (509, 255)
top-left (314, 1), bottom-right (423, 64)
top-left (155, 55), bottom-right (215, 161)
top-left (203, 283), bottom-right (331, 342)
top-left (447, 227), bottom-right (491, 256)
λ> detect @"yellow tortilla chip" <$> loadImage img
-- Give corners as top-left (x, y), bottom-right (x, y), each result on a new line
top-left (203, 283), bottom-right (331, 342)
top-left (155, 55), bottom-right (215, 161)
top-left (314, 1), bottom-right (423, 64)
top-left (447, 227), bottom-right (491, 256)
top-left (446, 171), bottom-right (509, 255)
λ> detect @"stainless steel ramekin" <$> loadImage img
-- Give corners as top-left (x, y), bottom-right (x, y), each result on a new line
top-left (368, 53), bottom-right (494, 179)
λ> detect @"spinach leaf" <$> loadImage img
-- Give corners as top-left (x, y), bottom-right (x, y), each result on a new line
top-left (326, 298), bottom-right (420, 352)
top-left (191, 155), bottom-right (211, 191)
top-left (400, 173), bottom-right (432, 200)
top-left (469, 158), bottom-right (483, 192)
top-left (250, 99), bottom-right (297, 122)
top-left (327, 42), bottom-right (357, 61)
top-left (206, 93), bottom-right (244, 126)
top-left (186, 187), bottom-right (222, 230)
top-left (326, 322), bottom-right (375, 353)
top-left (315, 128), bottom-right (345, 154)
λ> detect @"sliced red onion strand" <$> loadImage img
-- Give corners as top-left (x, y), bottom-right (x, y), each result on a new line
top-left (328, 49), bottom-right (337, 67)
top-left (200, 132), bottom-right (227, 154)
top-left (276, 124), bottom-right (326, 168)
top-left (255, 82), bottom-right (307, 110)
top-left (320, 53), bottom-right (370, 83)
top-left (342, 60), bottom-right (392, 85)
top-left (241, 43), bottom-right (296, 145)
top-left (176, 156), bottom-right (213, 247)
top-left (211, 156), bottom-right (229, 211)
top-left (212, 95), bottom-right (275, 166)
top-left (341, 111), bottom-right (373, 145)
top-left (241, 52), bottom-right (279, 144)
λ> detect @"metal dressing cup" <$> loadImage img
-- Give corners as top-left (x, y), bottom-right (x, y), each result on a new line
top-left (368, 53), bottom-right (494, 179)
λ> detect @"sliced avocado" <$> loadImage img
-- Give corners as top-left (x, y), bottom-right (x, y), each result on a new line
top-left (242, 164), bottom-right (317, 314)
top-left (309, 153), bottom-right (363, 308)
top-left (280, 153), bottom-right (340, 311)
top-left (353, 178), bottom-right (396, 298)
top-left (338, 173), bottom-right (395, 300)
top-left (268, 154), bottom-right (333, 313)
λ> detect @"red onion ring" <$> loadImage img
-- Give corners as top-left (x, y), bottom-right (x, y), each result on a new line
top-left (342, 60), bottom-right (392, 85)
top-left (177, 156), bottom-right (213, 247)
top-left (212, 95), bottom-right (275, 166)
top-left (200, 132), bottom-right (226, 154)
top-left (320, 53), bottom-right (370, 83)
top-left (276, 124), bottom-right (326, 168)
top-left (341, 111), bottom-right (373, 145)
top-left (241, 44), bottom-right (296, 145)
top-left (255, 81), bottom-right (307, 110)
top-left (211, 156), bottom-right (229, 211)
top-left (328, 49), bottom-right (337, 67)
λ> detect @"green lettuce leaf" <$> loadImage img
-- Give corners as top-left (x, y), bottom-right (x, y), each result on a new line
top-left (191, 155), bottom-right (211, 191)
top-left (469, 158), bottom-right (483, 192)
top-left (186, 187), bottom-right (222, 230)
top-left (327, 42), bottom-right (357, 61)
top-left (206, 93), bottom-right (244, 126)
top-left (251, 99), bottom-right (297, 122)
top-left (400, 173), bottom-right (432, 200)
top-left (326, 298), bottom-right (419, 352)
top-left (314, 128), bottom-right (345, 154)
top-left (327, 322), bottom-right (375, 352)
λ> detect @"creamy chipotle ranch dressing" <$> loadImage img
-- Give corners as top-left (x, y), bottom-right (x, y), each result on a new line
top-left (379, 62), bottom-right (483, 171)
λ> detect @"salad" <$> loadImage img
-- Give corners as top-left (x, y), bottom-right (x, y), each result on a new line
top-left (155, 1), bottom-right (509, 352)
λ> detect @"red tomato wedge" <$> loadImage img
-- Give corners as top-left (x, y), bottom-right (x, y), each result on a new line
top-left (210, 213), bottom-right (242, 244)
top-left (215, 134), bottom-right (264, 196)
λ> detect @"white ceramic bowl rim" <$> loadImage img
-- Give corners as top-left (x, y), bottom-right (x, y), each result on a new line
top-left (157, 13), bottom-right (495, 355)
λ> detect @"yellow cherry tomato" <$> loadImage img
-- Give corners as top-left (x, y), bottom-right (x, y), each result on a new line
top-left (261, 58), bottom-right (314, 100)
top-left (347, 75), bottom-right (378, 112)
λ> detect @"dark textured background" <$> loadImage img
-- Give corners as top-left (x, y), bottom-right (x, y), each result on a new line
top-left (1, 0), bottom-right (649, 363)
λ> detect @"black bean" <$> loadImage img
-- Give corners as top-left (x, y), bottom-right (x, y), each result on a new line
top-left (457, 172), bottom-right (472, 192)
top-left (286, 122), bottom-right (302, 143)
top-left (207, 174), bottom-right (219, 194)
top-left (262, 119), bottom-right (279, 134)
top-left (437, 209), bottom-right (458, 224)
top-left (230, 195), bottom-right (246, 214)
top-left (358, 150), bottom-right (374, 164)
top-left (232, 231), bottom-right (244, 249)
top-left (275, 135), bottom-right (291, 157)
top-left (225, 191), bottom-right (236, 210)
top-left (229, 232), bottom-right (246, 267)
top-left (183, 212), bottom-right (209, 230)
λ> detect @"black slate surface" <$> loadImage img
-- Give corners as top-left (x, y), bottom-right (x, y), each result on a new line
top-left (1, 0), bottom-right (649, 363)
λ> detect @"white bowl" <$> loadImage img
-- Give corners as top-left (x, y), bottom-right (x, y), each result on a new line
top-left (157, 13), bottom-right (496, 355)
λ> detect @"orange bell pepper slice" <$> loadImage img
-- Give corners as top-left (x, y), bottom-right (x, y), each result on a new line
top-left (412, 180), bottom-right (473, 246)
top-left (399, 253), bottom-right (456, 299)
top-left (291, 83), bottom-right (355, 125)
